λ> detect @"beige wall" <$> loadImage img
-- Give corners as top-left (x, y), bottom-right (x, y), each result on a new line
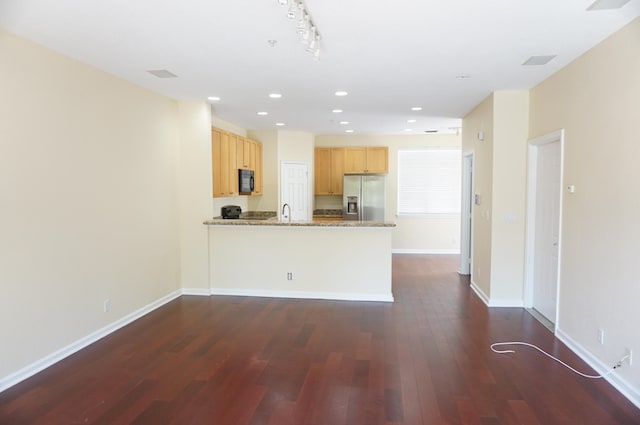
top-left (0, 31), bottom-right (182, 378)
top-left (178, 102), bottom-right (213, 291)
top-left (462, 91), bottom-right (529, 305)
top-left (490, 91), bottom-right (529, 303)
top-left (315, 134), bottom-right (462, 253)
top-left (530, 18), bottom-right (640, 392)
top-left (462, 96), bottom-right (494, 297)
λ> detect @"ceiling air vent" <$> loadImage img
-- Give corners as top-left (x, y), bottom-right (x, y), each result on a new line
top-left (522, 55), bottom-right (556, 66)
top-left (147, 69), bottom-right (178, 78)
top-left (587, 0), bottom-right (631, 11)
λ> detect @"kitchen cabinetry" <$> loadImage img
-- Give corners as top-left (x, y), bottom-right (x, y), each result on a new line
top-left (344, 147), bottom-right (388, 174)
top-left (237, 138), bottom-right (253, 169)
top-left (227, 133), bottom-right (238, 195)
top-left (212, 128), bottom-right (236, 197)
top-left (212, 127), bottom-right (262, 198)
top-left (253, 142), bottom-right (263, 195)
top-left (238, 137), bottom-right (262, 171)
top-left (314, 148), bottom-right (345, 195)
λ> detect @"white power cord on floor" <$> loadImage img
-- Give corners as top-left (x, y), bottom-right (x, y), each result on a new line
top-left (490, 342), bottom-right (629, 379)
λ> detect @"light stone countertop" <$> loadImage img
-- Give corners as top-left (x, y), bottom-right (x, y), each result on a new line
top-left (203, 217), bottom-right (396, 227)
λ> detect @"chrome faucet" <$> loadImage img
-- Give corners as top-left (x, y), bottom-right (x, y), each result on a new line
top-left (282, 203), bottom-right (291, 222)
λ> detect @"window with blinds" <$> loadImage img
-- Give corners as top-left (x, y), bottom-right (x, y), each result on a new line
top-left (397, 149), bottom-right (461, 215)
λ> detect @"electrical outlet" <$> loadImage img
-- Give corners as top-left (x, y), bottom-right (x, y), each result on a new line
top-left (103, 299), bottom-right (110, 313)
top-left (287, 272), bottom-right (293, 281)
top-left (597, 329), bottom-right (605, 345)
top-left (625, 347), bottom-right (633, 366)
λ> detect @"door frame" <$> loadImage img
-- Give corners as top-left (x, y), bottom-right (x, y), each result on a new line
top-left (524, 129), bottom-right (565, 331)
top-left (279, 161), bottom-right (311, 221)
top-left (459, 151), bottom-right (474, 275)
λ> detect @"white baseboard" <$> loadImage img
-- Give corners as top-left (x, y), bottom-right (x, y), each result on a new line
top-left (487, 299), bottom-right (524, 308)
top-left (470, 281), bottom-right (490, 306)
top-left (181, 288), bottom-right (211, 296)
top-left (556, 328), bottom-right (640, 409)
top-left (210, 288), bottom-right (394, 303)
top-left (392, 249), bottom-right (461, 255)
top-left (469, 281), bottom-right (523, 307)
top-left (0, 289), bottom-right (182, 394)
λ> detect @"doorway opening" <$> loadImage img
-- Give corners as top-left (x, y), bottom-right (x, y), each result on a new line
top-left (524, 130), bottom-right (564, 331)
top-left (459, 152), bottom-right (474, 275)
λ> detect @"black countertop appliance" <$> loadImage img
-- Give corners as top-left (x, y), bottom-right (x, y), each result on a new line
top-left (221, 205), bottom-right (242, 219)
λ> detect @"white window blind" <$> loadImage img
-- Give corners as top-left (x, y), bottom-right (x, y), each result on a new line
top-left (398, 149), bottom-right (461, 215)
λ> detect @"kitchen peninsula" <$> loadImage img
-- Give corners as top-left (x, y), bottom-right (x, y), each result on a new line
top-left (204, 218), bottom-right (395, 302)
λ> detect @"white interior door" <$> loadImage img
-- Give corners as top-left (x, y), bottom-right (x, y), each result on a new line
top-left (280, 162), bottom-right (309, 221)
top-left (528, 136), bottom-right (562, 324)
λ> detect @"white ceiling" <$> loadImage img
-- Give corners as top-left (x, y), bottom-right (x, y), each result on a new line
top-left (1, 0), bottom-right (638, 135)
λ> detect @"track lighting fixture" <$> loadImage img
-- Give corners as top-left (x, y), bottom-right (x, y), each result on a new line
top-left (277, 0), bottom-right (322, 59)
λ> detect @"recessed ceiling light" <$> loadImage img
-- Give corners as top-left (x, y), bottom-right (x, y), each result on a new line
top-left (407, 119), bottom-right (417, 123)
top-left (269, 93), bottom-right (282, 99)
top-left (345, 129), bottom-right (354, 133)
top-left (404, 129), bottom-right (413, 132)
top-left (586, 0), bottom-right (631, 10)
top-left (522, 55), bottom-right (556, 66)
top-left (339, 121), bottom-right (350, 125)
top-left (332, 109), bottom-right (343, 113)
top-left (257, 111), bottom-right (269, 116)
top-left (147, 69), bottom-right (178, 78)
top-left (207, 96), bottom-right (221, 101)
top-left (276, 122), bottom-right (285, 126)
top-left (335, 91), bottom-right (348, 96)
top-left (411, 107), bottom-right (422, 111)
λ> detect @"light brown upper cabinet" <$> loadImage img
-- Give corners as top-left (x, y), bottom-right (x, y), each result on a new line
top-left (212, 127), bottom-right (262, 198)
top-left (237, 137), bottom-right (260, 171)
top-left (344, 146), bottom-right (388, 174)
top-left (212, 128), bottom-right (237, 197)
top-left (315, 148), bottom-right (345, 195)
top-left (227, 133), bottom-right (238, 196)
top-left (253, 142), bottom-right (263, 195)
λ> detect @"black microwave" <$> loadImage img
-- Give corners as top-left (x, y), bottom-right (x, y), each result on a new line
top-left (238, 169), bottom-right (254, 194)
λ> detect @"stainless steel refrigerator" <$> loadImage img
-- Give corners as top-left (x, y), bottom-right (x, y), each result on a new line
top-left (343, 175), bottom-right (386, 221)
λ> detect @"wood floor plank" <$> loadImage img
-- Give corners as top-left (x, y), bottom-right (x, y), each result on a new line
top-left (1, 254), bottom-right (639, 424)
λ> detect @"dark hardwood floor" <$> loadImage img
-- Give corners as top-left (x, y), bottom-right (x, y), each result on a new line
top-left (1, 254), bottom-right (639, 424)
